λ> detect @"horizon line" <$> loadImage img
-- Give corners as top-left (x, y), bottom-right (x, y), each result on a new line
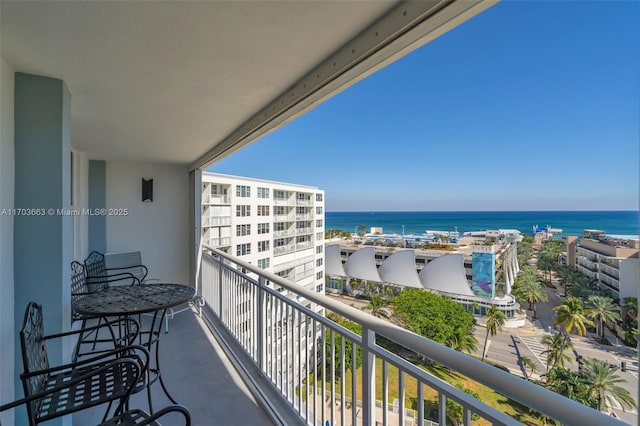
top-left (326, 209), bottom-right (639, 213)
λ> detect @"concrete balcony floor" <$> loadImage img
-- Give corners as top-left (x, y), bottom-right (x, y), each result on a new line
top-left (73, 307), bottom-right (275, 425)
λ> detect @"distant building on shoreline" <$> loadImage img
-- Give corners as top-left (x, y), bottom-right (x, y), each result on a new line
top-left (563, 230), bottom-right (639, 302)
top-left (324, 237), bottom-right (523, 326)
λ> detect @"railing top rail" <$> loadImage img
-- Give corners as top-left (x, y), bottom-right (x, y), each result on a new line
top-left (202, 245), bottom-right (625, 426)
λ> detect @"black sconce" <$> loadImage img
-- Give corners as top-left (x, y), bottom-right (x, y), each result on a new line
top-left (142, 178), bottom-right (153, 202)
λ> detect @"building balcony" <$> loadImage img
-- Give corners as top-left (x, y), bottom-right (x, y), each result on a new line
top-left (274, 229), bottom-right (294, 238)
top-left (274, 198), bottom-right (292, 206)
top-left (274, 245), bottom-right (296, 256)
top-left (295, 227), bottom-right (313, 236)
top-left (193, 247), bottom-right (622, 426)
top-left (275, 214), bottom-right (296, 222)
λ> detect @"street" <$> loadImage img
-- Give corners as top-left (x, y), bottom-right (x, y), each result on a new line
top-left (477, 278), bottom-right (638, 425)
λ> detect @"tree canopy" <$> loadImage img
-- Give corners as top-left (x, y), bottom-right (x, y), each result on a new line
top-left (391, 289), bottom-right (476, 346)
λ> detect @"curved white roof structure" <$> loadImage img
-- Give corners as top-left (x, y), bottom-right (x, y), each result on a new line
top-left (325, 245), bottom-right (346, 277)
top-left (419, 253), bottom-right (473, 296)
top-left (344, 246), bottom-right (382, 282)
top-left (378, 250), bottom-right (422, 288)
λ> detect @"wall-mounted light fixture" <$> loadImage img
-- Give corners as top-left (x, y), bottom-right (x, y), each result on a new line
top-left (142, 178), bottom-right (153, 202)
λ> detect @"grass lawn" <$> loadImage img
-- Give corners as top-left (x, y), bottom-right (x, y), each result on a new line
top-left (308, 357), bottom-right (544, 425)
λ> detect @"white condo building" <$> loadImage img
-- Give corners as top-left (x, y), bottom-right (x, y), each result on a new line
top-left (201, 172), bottom-right (326, 301)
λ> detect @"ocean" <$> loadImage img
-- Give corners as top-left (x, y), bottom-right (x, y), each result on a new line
top-left (325, 211), bottom-right (639, 237)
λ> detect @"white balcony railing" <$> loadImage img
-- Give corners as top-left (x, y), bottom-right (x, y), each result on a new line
top-left (200, 246), bottom-right (621, 426)
top-left (274, 229), bottom-right (293, 238)
top-left (209, 216), bottom-right (231, 226)
top-left (274, 244), bottom-right (295, 256)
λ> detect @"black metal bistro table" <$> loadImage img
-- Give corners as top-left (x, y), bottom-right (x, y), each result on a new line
top-left (73, 283), bottom-right (195, 412)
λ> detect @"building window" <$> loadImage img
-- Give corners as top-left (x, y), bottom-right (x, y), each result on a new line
top-left (275, 222), bottom-right (287, 232)
top-left (316, 206), bottom-right (323, 214)
top-left (316, 232), bottom-right (323, 240)
top-left (316, 246), bottom-right (323, 254)
top-left (297, 193), bottom-right (310, 201)
top-left (316, 219), bottom-right (323, 228)
top-left (275, 238), bottom-right (287, 248)
top-left (258, 223), bottom-right (269, 234)
top-left (316, 193), bottom-right (323, 202)
top-left (257, 187), bottom-right (269, 198)
top-left (296, 206), bottom-right (307, 215)
top-left (236, 205), bottom-right (251, 217)
top-left (258, 258), bottom-right (270, 269)
top-left (258, 205), bottom-right (270, 216)
top-left (236, 185), bottom-right (250, 197)
top-left (316, 258), bottom-right (323, 267)
top-left (236, 224), bottom-right (251, 236)
top-left (274, 206), bottom-right (286, 215)
top-left (316, 281), bottom-right (323, 290)
top-left (258, 240), bottom-right (270, 252)
top-left (236, 243), bottom-right (251, 256)
top-left (297, 235), bottom-right (311, 244)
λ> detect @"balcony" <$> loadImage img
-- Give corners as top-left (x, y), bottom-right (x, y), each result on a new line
top-left (195, 247), bottom-right (622, 426)
top-left (274, 229), bottom-right (294, 238)
top-left (274, 245), bottom-right (296, 256)
top-left (275, 213), bottom-right (296, 222)
top-left (1, 2), bottom-right (633, 425)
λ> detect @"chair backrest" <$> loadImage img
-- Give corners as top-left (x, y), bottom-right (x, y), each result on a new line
top-left (20, 303), bottom-right (49, 401)
top-left (71, 261), bottom-right (107, 318)
top-left (104, 251), bottom-right (147, 283)
top-left (84, 250), bottom-right (107, 280)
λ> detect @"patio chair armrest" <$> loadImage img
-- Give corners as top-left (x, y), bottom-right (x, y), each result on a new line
top-left (8, 357), bottom-right (142, 412)
top-left (45, 317), bottom-right (140, 345)
top-left (105, 264), bottom-right (148, 283)
top-left (21, 345), bottom-right (150, 379)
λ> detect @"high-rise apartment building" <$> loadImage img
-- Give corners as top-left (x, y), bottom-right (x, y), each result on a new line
top-left (565, 230), bottom-right (640, 301)
top-left (201, 172), bottom-right (326, 302)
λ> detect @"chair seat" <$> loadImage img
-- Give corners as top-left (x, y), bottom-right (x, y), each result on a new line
top-left (33, 359), bottom-right (138, 423)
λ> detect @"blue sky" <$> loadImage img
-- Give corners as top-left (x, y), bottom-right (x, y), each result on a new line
top-left (209, 1), bottom-right (639, 212)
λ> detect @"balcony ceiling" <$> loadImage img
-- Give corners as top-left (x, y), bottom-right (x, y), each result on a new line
top-left (1, 1), bottom-right (494, 167)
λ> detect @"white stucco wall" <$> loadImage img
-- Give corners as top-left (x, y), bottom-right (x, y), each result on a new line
top-left (0, 57), bottom-right (16, 425)
top-left (619, 258), bottom-right (640, 301)
top-left (106, 162), bottom-right (190, 284)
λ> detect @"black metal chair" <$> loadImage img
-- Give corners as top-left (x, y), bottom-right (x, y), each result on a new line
top-left (71, 261), bottom-right (140, 361)
top-left (1, 302), bottom-right (149, 425)
top-left (98, 405), bottom-right (191, 425)
top-left (85, 251), bottom-right (145, 285)
top-left (104, 251), bottom-right (151, 284)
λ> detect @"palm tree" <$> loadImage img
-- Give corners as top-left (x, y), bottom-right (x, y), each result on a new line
top-left (482, 305), bottom-right (506, 361)
top-left (363, 294), bottom-right (389, 318)
top-left (446, 330), bottom-right (478, 354)
top-left (520, 356), bottom-right (538, 380)
top-left (586, 295), bottom-right (621, 338)
top-left (524, 281), bottom-right (548, 319)
top-left (580, 358), bottom-right (637, 412)
top-left (622, 297), bottom-right (637, 326)
top-left (544, 367), bottom-right (596, 408)
top-left (537, 256), bottom-right (555, 284)
top-left (554, 297), bottom-right (594, 336)
top-left (541, 332), bottom-right (574, 371)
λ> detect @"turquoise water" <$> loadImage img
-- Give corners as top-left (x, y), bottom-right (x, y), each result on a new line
top-left (325, 211), bottom-right (639, 237)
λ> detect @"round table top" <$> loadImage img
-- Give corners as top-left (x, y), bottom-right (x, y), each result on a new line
top-left (73, 283), bottom-right (196, 317)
